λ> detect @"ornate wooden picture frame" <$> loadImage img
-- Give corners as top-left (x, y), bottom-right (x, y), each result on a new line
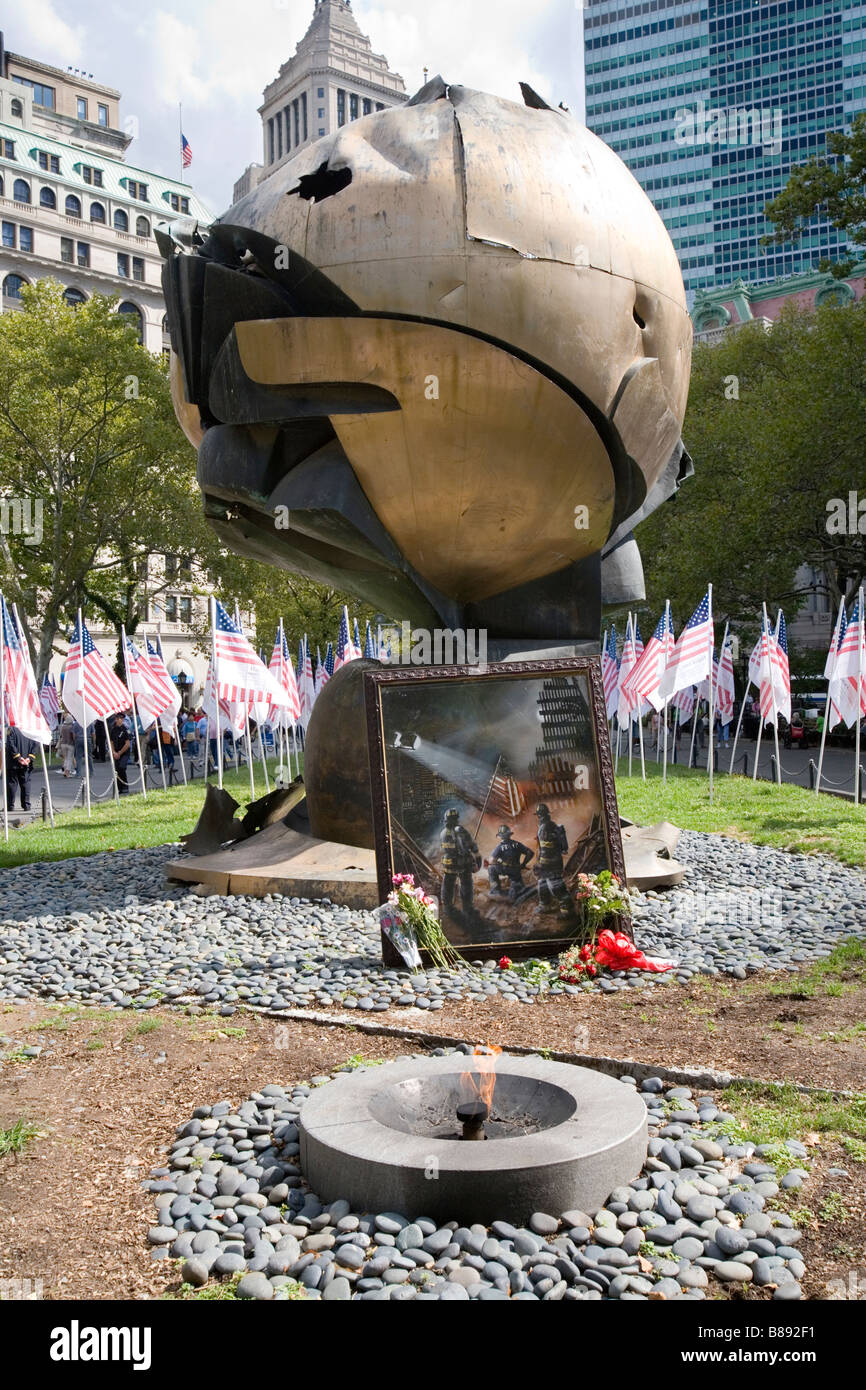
top-left (364, 658), bottom-right (625, 965)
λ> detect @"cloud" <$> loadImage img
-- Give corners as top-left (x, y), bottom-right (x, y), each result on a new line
top-left (6, 0), bottom-right (86, 62)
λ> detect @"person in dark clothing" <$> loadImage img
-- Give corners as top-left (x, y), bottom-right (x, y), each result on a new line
top-left (109, 712), bottom-right (131, 793)
top-left (5, 727), bottom-right (35, 810)
top-left (93, 720), bottom-right (107, 762)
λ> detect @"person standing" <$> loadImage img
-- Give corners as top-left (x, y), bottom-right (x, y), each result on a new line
top-left (72, 720), bottom-right (93, 777)
top-left (6, 726), bottom-right (36, 810)
top-left (109, 711), bottom-right (131, 794)
top-left (58, 714), bottom-right (75, 776)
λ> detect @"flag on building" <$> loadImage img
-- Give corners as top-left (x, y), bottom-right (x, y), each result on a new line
top-left (213, 600), bottom-right (287, 706)
top-left (181, 133), bottom-right (192, 168)
top-left (659, 590), bottom-right (714, 700)
top-left (1, 597), bottom-right (51, 744)
top-left (62, 616), bottom-right (131, 725)
top-left (601, 625), bottom-right (619, 721)
top-left (40, 673), bottom-right (60, 731)
top-left (830, 596), bottom-right (866, 729)
top-left (126, 637), bottom-right (177, 729)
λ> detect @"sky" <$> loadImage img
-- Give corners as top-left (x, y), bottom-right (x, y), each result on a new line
top-left (6, 0), bottom-right (586, 215)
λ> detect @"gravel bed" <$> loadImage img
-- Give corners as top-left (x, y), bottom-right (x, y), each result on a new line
top-left (0, 833), bottom-right (864, 1013)
top-left (147, 1053), bottom-right (810, 1301)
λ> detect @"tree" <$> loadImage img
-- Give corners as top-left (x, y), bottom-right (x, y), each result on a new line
top-left (764, 112), bottom-right (866, 275)
top-left (0, 281), bottom-right (210, 678)
top-left (638, 298), bottom-right (866, 638)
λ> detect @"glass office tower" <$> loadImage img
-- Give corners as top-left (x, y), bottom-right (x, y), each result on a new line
top-left (584, 1), bottom-right (866, 295)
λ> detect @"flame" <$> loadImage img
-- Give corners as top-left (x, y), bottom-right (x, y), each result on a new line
top-left (461, 1044), bottom-right (503, 1111)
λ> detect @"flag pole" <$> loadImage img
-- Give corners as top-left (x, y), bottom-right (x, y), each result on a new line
top-left (661, 600), bottom-right (671, 785)
top-left (143, 630), bottom-right (168, 792)
top-left (688, 691), bottom-right (699, 770)
top-left (816, 597), bottom-right (845, 796)
top-left (856, 585), bottom-right (864, 807)
top-left (173, 715), bottom-right (188, 785)
top-left (78, 609), bottom-right (92, 817)
top-left (104, 715), bottom-right (120, 802)
top-left (234, 603), bottom-right (256, 802)
top-left (752, 610), bottom-right (768, 783)
top-left (256, 718), bottom-right (270, 793)
top-left (210, 598), bottom-right (223, 791)
top-left (12, 602), bottom-right (54, 826)
top-left (627, 617), bottom-right (634, 779)
top-left (121, 626), bottom-right (147, 799)
top-left (707, 585), bottom-right (715, 802)
top-left (729, 680), bottom-right (749, 774)
top-left (179, 102), bottom-right (183, 184)
top-left (771, 609), bottom-right (782, 786)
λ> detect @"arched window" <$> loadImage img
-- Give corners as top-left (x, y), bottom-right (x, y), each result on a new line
top-left (135, 215), bottom-right (150, 238)
top-left (40, 186), bottom-right (56, 209)
top-left (10, 99), bottom-right (23, 117)
top-left (12, 178), bottom-right (30, 203)
top-left (63, 287), bottom-right (87, 307)
top-left (3, 274), bottom-right (29, 300)
top-left (113, 208), bottom-right (129, 232)
top-left (65, 193), bottom-right (81, 217)
top-left (118, 300), bottom-right (143, 343)
top-left (89, 201), bottom-right (106, 223)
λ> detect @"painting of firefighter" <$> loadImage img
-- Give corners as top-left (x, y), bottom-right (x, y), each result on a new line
top-left (365, 660), bottom-right (625, 955)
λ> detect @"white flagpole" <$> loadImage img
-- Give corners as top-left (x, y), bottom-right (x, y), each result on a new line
top-left (143, 630), bottom-right (168, 792)
top-left (688, 691), bottom-right (699, 769)
top-left (729, 680), bottom-right (750, 774)
top-left (626, 616), bottom-right (634, 779)
top-left (233, 602), bottom-right (256, 802)
top-left (661, 600), bottom-right (671, 784)
top-left (771, 608), bottom-right (782, 785)
top-left (752, 611), bottom-right (767, 782)
top-left (104, 715), bottom-right (120, 802)
top-left (173, 716), bottom-right (188, 785)
top-left (210, 598), bottom-right (223, 791)
top-left (816, 597), bottom-right (845, 796)
top-left (856, 586), bottom-right (864, 806)
top-left (12, 603), bottom-right (54, 826)
top-left (78, 609), bottom-right (92, 817)
top-left (0, 594), bottom-right (8, 842)
top-left (120, 627), bottom-right (147, 799)
top-left (256, 718), bottom-right (270, 793)
top-left (707, 590), bottom-right (716, 803)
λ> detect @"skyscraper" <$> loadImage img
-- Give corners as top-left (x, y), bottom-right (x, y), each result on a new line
top-left (584, 0), bottom-right (866, 296)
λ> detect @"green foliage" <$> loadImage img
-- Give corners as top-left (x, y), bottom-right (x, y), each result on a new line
top-left (640, 299), bottom-right (866, 635)
top-left (0, 1116), bottom-right (41, 1157)
top-left (764, 112), bottom-right (866, 268)
top-left (819, 1191), bottom-right (850, 1222)
top-left (343, 1054), bottom-right (385, 1070)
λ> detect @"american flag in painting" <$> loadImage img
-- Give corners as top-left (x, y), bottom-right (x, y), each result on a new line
top-left (62, 616), bottom-right (131, 724)
top-left (40, 673), bottom-right (61, 731)
top-left (1, 597), bottom-right (51, 744)
top-left (659, 591), bottom-right (714, 700)
top-left (601, 625), bottom-right (619, 720)
top-left (213, 600), bottom-right (286, 706)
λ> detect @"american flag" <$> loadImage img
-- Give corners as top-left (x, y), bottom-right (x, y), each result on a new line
top-left (616, 617), bottom-right (640, 725)
top-left (1, 597), bottom-right (51, 744)
top-left (325, 642), bottom-right (335, 678)
top-left (268, 626), bottom-right (301, 724)
top-left (145, 637), bottom-right (183, 728)
top-left (757, 612), bottom-right (778, 725)
top-left (672, 684), bottom-right (695, 721)
top-left (40, 673), bottom-right (61, 731)
top-left (202, 660), bottom-right (244, 736)
top-left (772, 611), bottom-right (792, 724)
top-left (62, 616), bottom-right (131, 724)
top-left (825, 601), bottom-right (848, 728)
top-left (298, 636), bottom-right (316, 729)
top-left (830, 595), bottom-right (866, 729)
top-left (364, 622), bottom-right (376, 660)
top-left (181, 134), bottom-right (192, 169)
top-left (315, 645), bottom-right (328, 696)
top-left (659, 590), bottom-right (714, 700)
top-left (334, 606), bottom-right (354, 670)
top-left (125, 637), bottom-right (176, 729)
top-left (623, 606), bottom-right (674, 713)
top-left (601, 625), bottom-right (619, 720)
top-left (716, 636), bottom-right (736, 725)
top-left (213, 600), bottom-right (286, 706)
top-left (352, 617), bottom-right (362, 658)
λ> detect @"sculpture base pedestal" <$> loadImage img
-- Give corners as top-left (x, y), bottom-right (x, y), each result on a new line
top-left (165, 822), bottom-right (378, 909)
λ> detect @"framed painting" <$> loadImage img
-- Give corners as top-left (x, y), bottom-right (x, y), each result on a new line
top-left (364, 658), bottom-right (625, 964)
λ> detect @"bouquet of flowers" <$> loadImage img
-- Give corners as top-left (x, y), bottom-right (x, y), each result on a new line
top-left (381, 874), bottom-right (465, 972)
top-left (572, 869), bottom-right (633, 937)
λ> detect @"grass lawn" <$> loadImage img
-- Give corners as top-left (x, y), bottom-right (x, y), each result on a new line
top-left (616, 762), bottom-right (866, 869)
top-left (0, 761), bottom-right (294, 870)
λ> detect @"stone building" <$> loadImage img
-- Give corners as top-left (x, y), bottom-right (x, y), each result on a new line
top-left (233, 0), bottom-right (407, 204)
